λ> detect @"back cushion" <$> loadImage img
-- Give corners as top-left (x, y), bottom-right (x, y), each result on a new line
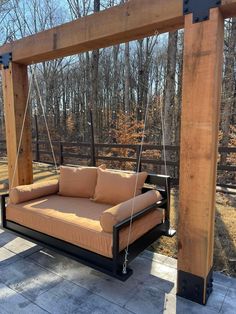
top-left (93, 168), bottom-right (148, 205)
top-left (59, 165), bottom-right (105, 198)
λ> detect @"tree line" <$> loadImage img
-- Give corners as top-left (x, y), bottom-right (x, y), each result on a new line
top-left (0, 1), bottom-right (235, 168)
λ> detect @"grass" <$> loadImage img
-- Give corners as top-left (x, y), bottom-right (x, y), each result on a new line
top-left (150, 188), bottom-right (236, 277)
top-left (0, 159), bottom-right (235, 277)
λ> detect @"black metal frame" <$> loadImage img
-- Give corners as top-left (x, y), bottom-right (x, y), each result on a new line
top-left (0, 52), bottom-right (12, 69)
top-left (0, 174), bottom-right (175, 281)
top-left (183, 0), bottom-right (221, 23)
top-left (177, 267), bottom-right (214, 305)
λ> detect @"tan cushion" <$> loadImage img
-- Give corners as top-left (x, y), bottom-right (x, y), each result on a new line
top-left (100, 190), bottom-right (163, 233)
top-left (93, 168), bottom-right (148, 205)
top-left (10, 180), bottom-right (59, 205)
top-left (58, 165), bottom-right (105, 198)
top-left (6, 195), bottom-right (164, 258)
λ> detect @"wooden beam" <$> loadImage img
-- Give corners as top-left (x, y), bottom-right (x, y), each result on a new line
top-left (0, 0), bottom-right (184, 64)
top-left (177, 8), bottom-right (224, 305)
top-left (2, 63), bottom-right (33, 187)
top-left (221, 0), bottom-right (236, 17)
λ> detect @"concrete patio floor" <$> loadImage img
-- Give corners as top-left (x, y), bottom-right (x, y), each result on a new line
top-left (0, 227), bottom-right (235, 314)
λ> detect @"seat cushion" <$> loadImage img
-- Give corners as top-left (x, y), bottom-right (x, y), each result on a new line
top-left (6, 195), bottom-right (164, 258)
top-left (93, 168), bottom-right (148, 205)
top-left (58, 165), bottom-right (105, 198)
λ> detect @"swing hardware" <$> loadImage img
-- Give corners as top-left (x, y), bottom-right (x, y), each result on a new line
top-left (177, 267), bottom-right (213, 305)
top-left (0, 52), bottom-right (12, 69)
top-left (183, 0), bottom-right (221, 24)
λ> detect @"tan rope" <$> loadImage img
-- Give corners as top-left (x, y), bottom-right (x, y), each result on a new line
top-left (32, 66), bottom-right (58, 174)
top-left (122, 29), bottom-right (168, 274)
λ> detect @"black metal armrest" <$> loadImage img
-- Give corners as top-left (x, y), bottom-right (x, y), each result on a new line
top-left (114, 199), bottom-right (167, 232)
top-left (112, 198), bottom-right (167, 262)
top-left (1, 193), bottom-right (9, 207)
top-left (1, 193), bottom-right (9, 228)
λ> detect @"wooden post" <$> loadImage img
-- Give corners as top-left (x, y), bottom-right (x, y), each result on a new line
top-left (177, 9), bottom-right (224, 305)
top-left (2, 62), bottom-right (33, 188)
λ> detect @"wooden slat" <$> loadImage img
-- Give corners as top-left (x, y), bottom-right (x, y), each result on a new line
top-left (0, 0), bottom-right (183, 64)
top-left (178, 8), bottom-right (224, 303)
top-left (2, 63), bottom-right (33, 187)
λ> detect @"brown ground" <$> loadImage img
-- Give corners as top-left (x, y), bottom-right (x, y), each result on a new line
top-left (0, 160), bottom-right (235, 277)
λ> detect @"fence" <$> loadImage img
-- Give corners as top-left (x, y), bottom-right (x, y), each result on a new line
top-left (0, 139), bottom-right (235, 188)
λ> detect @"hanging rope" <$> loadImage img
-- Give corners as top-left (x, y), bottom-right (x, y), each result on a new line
top-left (11, 65), bottom-right (58, 189)
top-left (31, 65), bottom-right (58, 174)
top-left (10, 68), bottom-right (34, 189)
top-left (122, 98), bottom-right (150, 274)
top-left (122, 29), bottom-right (172, 274)
top-left (160, 100), bottom-right (170, 216)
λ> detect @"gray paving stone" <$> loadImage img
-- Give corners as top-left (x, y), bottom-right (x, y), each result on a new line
top-left (35, 279), bottom-right (132, 314)
top-left (0, 258), bottom-right (62, 301)
top-left (0, 247), bottom-right (21, 267)
top-left (0, 283), bottom-right (47, 314)
top-left (164, 257), bottom-right (178, 269)
top-left (164, 294), bottom-right (218, 314)
top-left (79, 270), bottom-right (139, 307)
top-left (78, 293), bottom-right (132, 314)
top-left (0, 230), bottom-right (17, 247)
top-left (131, 256), bottom-right (177, 283)
top-left (35, 279), bottom-right (92, 313)
top-left (0, 233), bottom-right (235, 314)
top-left (220, 288), bottom-right (236, 313)
top-left (3, 237), bottom-right (41, 257)
top-left (141, 251), bottom-right (168, 264)
top-left (29, 248), bottom-right (139, 306)
top-left (207, 283), bottom-right (228, 312)
top-left (214, 272), bottom-right (236, 290)
top-left (124, 283), bottom-right (166, 314)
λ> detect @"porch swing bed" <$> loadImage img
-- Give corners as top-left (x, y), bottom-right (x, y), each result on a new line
top-left (1, 167), bottom-right (175, 281)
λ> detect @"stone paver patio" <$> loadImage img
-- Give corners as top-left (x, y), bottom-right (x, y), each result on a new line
top-left (0, 226), bottom-right (235, 313)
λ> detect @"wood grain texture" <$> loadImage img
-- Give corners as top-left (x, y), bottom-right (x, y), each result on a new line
top-left (221, 0), bottom-right (236, 17)
top-left (0, 0), bottom-right (183, 64)
top-left (2, 63), bottom-right (33, 187)
top-left (178, 7), bottom-right (224, 298)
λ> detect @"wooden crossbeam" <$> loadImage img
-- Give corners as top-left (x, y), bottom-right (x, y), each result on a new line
top-left (0, 0), bottom-right (183, 64)
top-left (0, 0), bottom-right (235, 65)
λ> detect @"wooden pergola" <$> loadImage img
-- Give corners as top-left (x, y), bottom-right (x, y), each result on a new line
top-left (0, 0), bottom-right (235, 306)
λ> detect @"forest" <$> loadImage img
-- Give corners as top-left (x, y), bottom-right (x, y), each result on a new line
top-left (0, 0), bottom-right (235, 182)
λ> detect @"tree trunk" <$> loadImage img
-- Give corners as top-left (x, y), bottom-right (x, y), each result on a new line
top-left (221, 18), bottom-right (236, 164)
top-left (162, 31), bottom-right (178, 174)
top-left (90, 0), bottom-right (100, 139)
top-left (124, 42), bottom-right (130, 113)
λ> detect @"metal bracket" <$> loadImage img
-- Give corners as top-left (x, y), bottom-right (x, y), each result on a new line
top-left (177, 267), bottom-right (213, 305)
top-left (183, 0), bottom-right (221, 23)
top-left (0, 52), bottom-right (12, 69)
